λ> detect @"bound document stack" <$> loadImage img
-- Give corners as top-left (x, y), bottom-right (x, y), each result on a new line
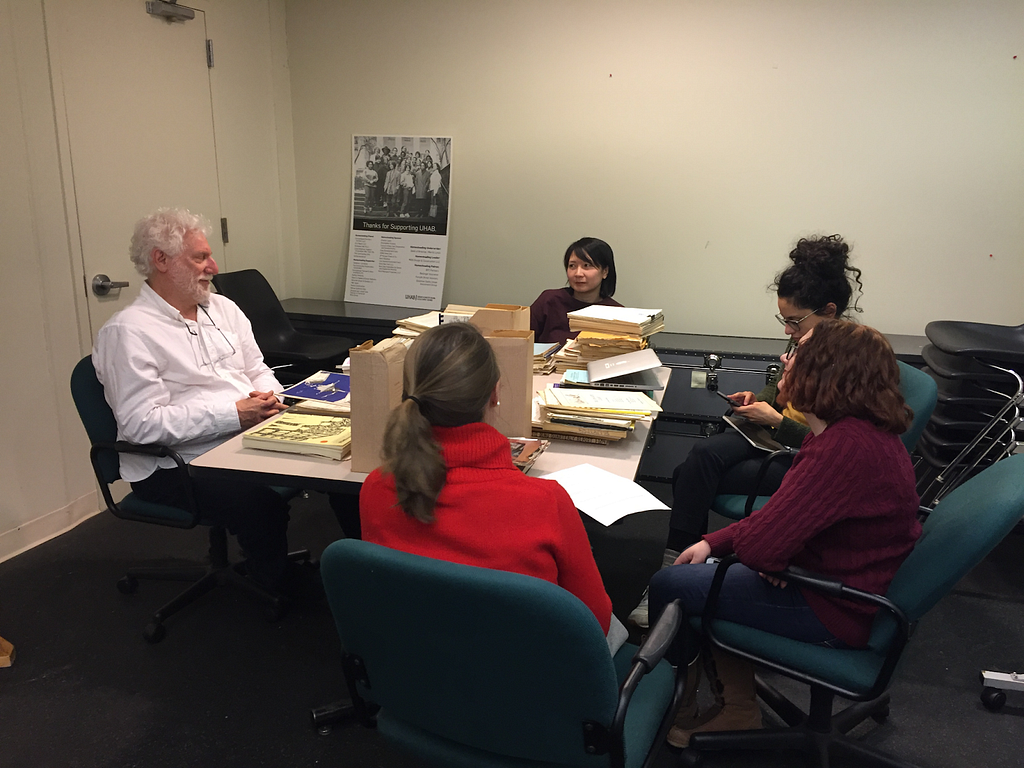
top-left (533, 341), bottom-right (561, 374)
top-left (573, 330), bottom-right (646, 364)
top-left (532, 387), bottom-right (662, 443)
top-left (551, 338), bottom-right (584, 373)
top-left (242, 412), bottom-right (352, 461)
top-left (567, 306), bottom-right (665, 338)
top-left (392, 305), bottom-right (479, 338)
top-left (393, 311), bottom-right (441, 338)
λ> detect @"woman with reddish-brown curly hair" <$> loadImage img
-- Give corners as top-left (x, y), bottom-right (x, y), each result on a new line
top-left (647, 320), bottom-right (922, 747)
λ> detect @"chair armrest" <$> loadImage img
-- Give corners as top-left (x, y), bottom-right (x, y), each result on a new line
top-left (700, 556), bottom-right (911, 702)
top-left (606, 600), bottom-right (684, 768)
top-left (90, 440), bottom-right (200, 527)
top-left (745, 448), bottom-right (798, 517)
top-left (633, 599), bottom-right (682, 672)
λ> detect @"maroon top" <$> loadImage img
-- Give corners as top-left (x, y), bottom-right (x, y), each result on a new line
top-left (529, 287), bottom-right (624, 344)
top-left (704, 417), bottom-right (921, 647)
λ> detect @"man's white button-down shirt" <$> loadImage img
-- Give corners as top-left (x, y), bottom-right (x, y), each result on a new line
top-left (93, 282), bottom-right (281, 482)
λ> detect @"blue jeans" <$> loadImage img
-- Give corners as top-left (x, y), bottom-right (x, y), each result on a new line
top-left (649, 562), bottom-right (844, 664)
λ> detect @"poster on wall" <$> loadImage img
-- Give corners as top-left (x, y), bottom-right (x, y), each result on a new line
top-left (344, 135), bottom-right (452, 310)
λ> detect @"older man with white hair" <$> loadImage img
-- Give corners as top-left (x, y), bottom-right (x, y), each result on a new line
top-left (93, 208), bottom-right (294, 592)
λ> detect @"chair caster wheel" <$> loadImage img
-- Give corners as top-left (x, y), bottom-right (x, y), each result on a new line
top-left (143, 622), bottom-right (166, 643)
top-left (678, 748), bottom-right (704, 766)
top-left (981, 687), bottom-right (1006, 712)
top-left (871, 704), bottom-right (890, 723)
top-left (117, 576), bottom-right (138, 594)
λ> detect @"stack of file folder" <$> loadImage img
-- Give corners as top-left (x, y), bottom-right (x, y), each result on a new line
top-left (392, 305), bottom-right (480, 338)
top-left (574, 330), bottom-right (647, 364)
top-left (567, 306), bottom-right (665, 337)
top-left (533, 341), bottom-right (561, 374)
top-left (531, 386), bottom-right (662, 444)
top-left (550, 338), bottom-right (584, 373)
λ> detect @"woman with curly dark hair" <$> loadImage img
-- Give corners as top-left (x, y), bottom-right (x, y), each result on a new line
top-left (649, 319), bottom-right (921, 746)
top-left (630, 234), bottom-right (864, 629)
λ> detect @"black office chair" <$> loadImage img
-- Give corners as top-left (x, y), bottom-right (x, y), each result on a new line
top-left (915, 321), bottom-right (1023, 505)
top-left (70, 356), bottom-right (306, 642)
top-left (212, 269), bottom-right (356, 383)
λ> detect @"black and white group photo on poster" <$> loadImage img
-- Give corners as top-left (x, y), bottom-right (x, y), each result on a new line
top-left (345, 135), bottom-right (452, 309)
top-left (352, 136), bottom-right (451, 233)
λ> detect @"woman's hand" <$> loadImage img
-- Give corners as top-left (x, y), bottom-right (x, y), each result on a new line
top-left (674, 540), bottom-right (712, 565)
top-left (727, 391), bottom-right (755, 406)
top-left (759, 572), bottom-right (788, 588)
top-left (732, 400), bottom-right (784, 428)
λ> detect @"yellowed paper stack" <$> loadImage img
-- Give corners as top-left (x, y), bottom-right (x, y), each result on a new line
top-left (551, 338), bottom-right (584, 373)
top-left (574, 330), bottom-right (647, 363)
top-left (532, 387), bottom-right (661, 442)
top-left (567, 306), bottom-right (665, 337)
top-left (533, 341), bottom-right (560, 374)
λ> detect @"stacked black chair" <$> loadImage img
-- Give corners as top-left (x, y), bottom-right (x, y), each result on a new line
top-left (915, 321), bottom-right (1023, 506)
top-left (212, 269), bottom-right (357, 384)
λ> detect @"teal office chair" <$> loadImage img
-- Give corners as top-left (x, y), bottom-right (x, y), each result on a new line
top-left (70, 356), bottom-right (303, 642)
top-left (679, 452), bottom-right (1024, 767)
top-left (320, 538), bottom-right (684, 768)
top-left (710, 360), bottom-right (939, 521)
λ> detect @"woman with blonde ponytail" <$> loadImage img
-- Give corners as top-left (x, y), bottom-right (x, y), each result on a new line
top-left (360, 322), bottom-right (621, 645)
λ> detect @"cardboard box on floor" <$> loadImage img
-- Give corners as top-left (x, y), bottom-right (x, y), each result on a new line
top-left (0, 635), bottom-right (14, 667)
top-left (349, 338), bottom-right (407, 474)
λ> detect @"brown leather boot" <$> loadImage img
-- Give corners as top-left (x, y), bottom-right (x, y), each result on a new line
top-left (667, 647), bottom-right (762, 748)
top-left (670, 655), bottom-right (703, 731)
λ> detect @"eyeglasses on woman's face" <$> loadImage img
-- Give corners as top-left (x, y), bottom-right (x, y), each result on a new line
top-left (775, 308), bottom-right (822, 332)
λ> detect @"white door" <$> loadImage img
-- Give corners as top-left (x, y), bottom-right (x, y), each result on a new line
top-left (49, 0), bottom-right (223, 338)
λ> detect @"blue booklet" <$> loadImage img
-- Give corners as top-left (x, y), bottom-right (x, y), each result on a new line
top-left (280, 371), bottom-right (350, 403)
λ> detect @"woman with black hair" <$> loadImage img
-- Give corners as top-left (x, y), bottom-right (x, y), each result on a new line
top-left (629, 234), bottom-right (864, 629)
top-left (529, 237), bottom-right (623, 344)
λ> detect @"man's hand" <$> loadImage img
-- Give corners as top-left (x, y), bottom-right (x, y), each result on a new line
top-left (236, 391), bottom-right (287, 429)
top-left (674, 540), bottom-right (712, 565)
top-left (732, 399), bottom-right (784, 428)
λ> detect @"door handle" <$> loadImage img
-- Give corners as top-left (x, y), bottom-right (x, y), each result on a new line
top-left (92, 274), bottom-right (130, 296)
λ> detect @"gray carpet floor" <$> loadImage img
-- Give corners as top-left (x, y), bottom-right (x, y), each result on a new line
top-left (1, 490), bottom-right (1021, 768)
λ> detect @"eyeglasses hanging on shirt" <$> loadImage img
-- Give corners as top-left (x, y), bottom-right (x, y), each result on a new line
top-left (181, 306), bottom-right (237, 369)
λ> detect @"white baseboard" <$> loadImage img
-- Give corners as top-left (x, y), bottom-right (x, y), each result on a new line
top-left (0, 491), bottom-right (101, 564)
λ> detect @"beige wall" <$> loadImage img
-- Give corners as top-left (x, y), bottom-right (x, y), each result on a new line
top-left (1, 0), bottom-right (97, 560)
top-left (3, 0), bottom-right (1022, 558)
top-left (0, 0), bottom-right (299, 561)
top-left (284, 0), bottom-right (1023, 337)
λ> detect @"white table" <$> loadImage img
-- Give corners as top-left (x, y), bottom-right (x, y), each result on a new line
top-left (190, 369), bottom-right (670, 492)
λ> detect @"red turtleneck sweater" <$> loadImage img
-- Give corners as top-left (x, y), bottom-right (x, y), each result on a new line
top-left (360, 422), bottom-right (613, 633)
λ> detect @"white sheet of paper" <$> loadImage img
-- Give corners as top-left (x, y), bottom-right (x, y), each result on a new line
top-left (539, 463), bottom-right (669, 526)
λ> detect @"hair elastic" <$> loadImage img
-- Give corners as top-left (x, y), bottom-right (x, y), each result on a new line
top-left (403, 394), bottom-right (423, 409)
